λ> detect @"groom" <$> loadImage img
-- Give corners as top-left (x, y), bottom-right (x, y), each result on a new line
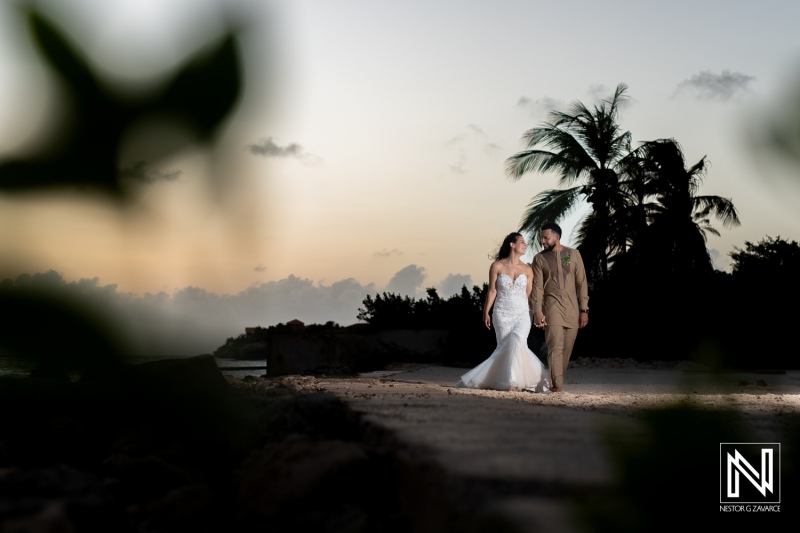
top-left (530, 222), bottom-right (589, 392)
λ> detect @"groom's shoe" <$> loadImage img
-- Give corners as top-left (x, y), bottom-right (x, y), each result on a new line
top-left (551, 386), bottom-right (563, 393)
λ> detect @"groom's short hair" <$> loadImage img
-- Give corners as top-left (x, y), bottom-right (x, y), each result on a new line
top-left (541, 222), bottom-right (562, 238)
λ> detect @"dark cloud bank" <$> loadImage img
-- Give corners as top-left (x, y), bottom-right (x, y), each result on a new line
top-left (4, 267), bottom-right (473, 356)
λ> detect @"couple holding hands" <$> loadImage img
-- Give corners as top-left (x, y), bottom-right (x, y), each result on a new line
top-left (457, 223), bottom-right (589, 393)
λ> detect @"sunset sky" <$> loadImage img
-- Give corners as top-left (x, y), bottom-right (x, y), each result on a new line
top-left (1, 0), bottom-right (800, 354)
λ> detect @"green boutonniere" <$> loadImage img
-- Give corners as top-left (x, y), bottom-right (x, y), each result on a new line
top-left (562, 254), bottom-right (571, 266)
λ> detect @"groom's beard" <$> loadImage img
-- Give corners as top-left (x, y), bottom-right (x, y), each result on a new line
top-left (543, 242), bottom-right (556, 252)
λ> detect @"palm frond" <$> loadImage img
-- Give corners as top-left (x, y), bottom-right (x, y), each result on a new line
top-left (517, 187), bottom-right (583, 249)
top-left (505, 134), bottom-right (596, 185)
top-left (521, 122), bottom-right (562, 147)
top-left (504, 150), bottom-right (581, 183)
top-left (605, 83), bottom-right (630, 109)
top-left (563, 100), bottom-right (593, 122)
top-left (692, 195), bottom-right (741, 229)
top-left (686, 156), bottom-right (708, 179)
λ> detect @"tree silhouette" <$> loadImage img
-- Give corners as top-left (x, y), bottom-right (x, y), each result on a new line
top-left (505, 83), bottom-right (633, 281)
top-left (617, 139), bottom-right (740, 276)
top-left (729, 235), bottom-right (800, 279)
top-left (357, 285), bottom-right (499, 366)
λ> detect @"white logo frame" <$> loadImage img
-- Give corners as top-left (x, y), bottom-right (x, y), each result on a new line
top-left (720, 443), bottom-right (781, 504)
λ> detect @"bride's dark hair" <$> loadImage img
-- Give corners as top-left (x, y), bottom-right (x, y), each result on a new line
top-left (492, 232), bottom-right (523, 261)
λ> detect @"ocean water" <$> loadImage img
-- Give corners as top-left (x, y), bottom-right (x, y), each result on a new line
top-left (213, 357), bottom-right (268, 379)
top-left (0, 355), bottom-right (267, 381)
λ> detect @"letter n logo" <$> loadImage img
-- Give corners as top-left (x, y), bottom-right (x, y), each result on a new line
top-left (720, 443), bottom-right (780, 504)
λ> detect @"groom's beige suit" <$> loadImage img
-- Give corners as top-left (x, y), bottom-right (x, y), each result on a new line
top-left (530, 246), bottom-right (589, 389)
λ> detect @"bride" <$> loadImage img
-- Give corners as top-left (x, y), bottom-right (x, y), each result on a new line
top-left (457, 232), bottom-right (549, 392)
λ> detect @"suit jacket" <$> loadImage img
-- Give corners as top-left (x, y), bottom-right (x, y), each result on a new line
top-left (530, 246), bottom-right (589, 328)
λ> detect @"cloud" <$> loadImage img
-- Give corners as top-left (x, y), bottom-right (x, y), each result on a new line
top-left (467, 124), bottom-right (485, 136)
top-left (437, 274), bottom-right (473, 298)
top-left (374, 249), bottom-right (403, 258)
top-left (450, 151), bottom-right (467, 175)
top-left (515, 95), bottom-right (565, 117)
top-left (247, 137), bottom-right (322, 165)
top-left (119, 161), bottom-right (182, 183)
top-left (708, 248), bottom-right (731, 272)
top-left (586, 83), bottom-right (634, 110)
top-left (586, 83), bottom-right (610, 102)
top-left (442, 124), bottom-right (497, 174)
top-left (2, 265), bottom-right (484, 357)
top-left (443, 134), bottom-right (468, 147)
top-left (674, 70), bottom-right (756, 102)
top-left (484, 143), bottom-right (501, 156)
top-left (385, 264), bottom-right (426, 297)
top-left (254, 264), bottom-right (267, 272)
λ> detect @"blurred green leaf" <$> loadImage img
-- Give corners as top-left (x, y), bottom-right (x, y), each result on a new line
top-left (0, 5), bottom-right (242, 199)
top-left (158, 34), bottom-right (242, 141)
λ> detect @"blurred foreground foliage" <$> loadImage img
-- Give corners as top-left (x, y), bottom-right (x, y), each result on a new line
top-left (0, 2), bottom-right (242, 371)
top-left (0, 6), bottom-right (241, 197)
top-left (576, 404), bottom-right (799, 531)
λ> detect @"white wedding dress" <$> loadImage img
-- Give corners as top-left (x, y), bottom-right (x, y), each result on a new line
top-left (457, 274), bottom-right (549, 392)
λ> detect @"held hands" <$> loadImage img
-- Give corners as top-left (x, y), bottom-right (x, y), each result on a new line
top-left (533, 312), bottom-right (547, 328)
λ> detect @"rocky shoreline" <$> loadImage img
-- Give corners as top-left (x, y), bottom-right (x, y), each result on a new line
top-left (0, 355), bottom-right (412, 532)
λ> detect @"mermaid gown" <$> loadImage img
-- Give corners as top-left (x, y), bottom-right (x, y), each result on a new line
top-left (457, 274), bottom-right (549, 392)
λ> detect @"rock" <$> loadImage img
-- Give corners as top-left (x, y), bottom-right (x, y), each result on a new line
top-left (79, 354), bottom-right (235, 430)
top-left (29, 364), bottom-right (71, 382)
top-left (236, 438), bottom-right (370, 518)
top-left (0, 465), bottom-right (126, 531)
top-left (756, 379), bottom-right (768, 387)
top-left (101, 453), bottom-right (195, 502)
top-left (143, 483), bottom-right (215, 531)
top-left (45, 416), bottom-right (96, 467)
top-left (224, 376), bottom-right (243, 386)
top-left (0, 501), bottom-right (76, 533)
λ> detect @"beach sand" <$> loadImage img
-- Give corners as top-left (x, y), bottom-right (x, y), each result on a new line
top-left (249, 358), bottom-right (800, 418)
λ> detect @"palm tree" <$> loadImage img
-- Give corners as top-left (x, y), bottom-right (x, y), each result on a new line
top-left (620, 138), bottom-right (740, 274)
top-left (505, 83), bottom-right (633, 281)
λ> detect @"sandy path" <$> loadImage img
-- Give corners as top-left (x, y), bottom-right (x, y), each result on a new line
top-left (351, 360), bottom-right (800, 415)
top-left (239, 359), bottom-right (800, 418)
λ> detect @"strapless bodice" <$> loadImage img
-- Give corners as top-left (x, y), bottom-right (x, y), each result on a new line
top-left (495, 273), bottom-right (528, 312)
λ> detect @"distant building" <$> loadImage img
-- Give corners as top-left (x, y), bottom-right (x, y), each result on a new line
top-left (286, 319), bottom-right (306, 332)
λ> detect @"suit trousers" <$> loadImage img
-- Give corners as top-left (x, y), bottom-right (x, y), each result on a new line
top-left (545, 325), bottom-right (578, 389)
